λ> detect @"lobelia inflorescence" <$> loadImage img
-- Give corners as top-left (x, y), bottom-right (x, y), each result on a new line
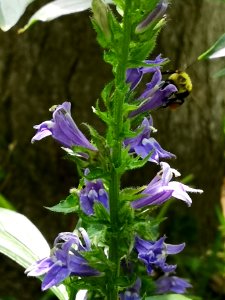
top-left (25, 0), bottom-right (203, 299)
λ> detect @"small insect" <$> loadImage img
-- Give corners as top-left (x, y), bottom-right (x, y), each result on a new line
top-left (162, 70), bottom-right (193, 109)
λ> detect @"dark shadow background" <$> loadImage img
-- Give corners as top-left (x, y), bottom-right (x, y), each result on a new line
top-left (0, 0), bottom-right (225, 299)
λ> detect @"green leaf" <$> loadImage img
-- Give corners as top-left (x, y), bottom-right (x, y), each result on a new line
top-left (91, 18), bottom-right (110, 49)
top-left (129, 38), bottom-right (156, 62)
top-left (85, 167), bottom-right (109, 181)
top-left (109, 10), bottom-right (123, 43)
top-left (0, 208), bottom-right (68, 300)
top-left (0, 0), bottom-right (35, 31)
top-left (46, 194), bottom-right (79, 214)
top-left (101, 80), bottom-right (115, 106)
top-left (122, 103), bottom-right (139, 116)
top-left (118, 201), bottom-right (134, 226)
top-left (145, 295), bottom-right (193, 300)
top-left (93, 202), bottom-right (110, 223)
top-left (84, 123), bottom-right (106, 151)
top-left (120, 186), bottom-right (145, 202)
top-left (125, 153), bottom-right (151, 171)
top-left (0, 194), bottom-right (16, 210)
top-left (134, 217), bottom-right (160, 241)
top-left (86, 223), bottom-right (107, 246)
top-left (198, 33), bottom-right (225, 60)
top-left (92, 100), bottom-right (112, 125)
top-left (82, 247), bottom-right (112, 273)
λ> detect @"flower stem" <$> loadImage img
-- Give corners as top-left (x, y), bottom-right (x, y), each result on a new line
top-left (107, 1), bottom-right (132, 299)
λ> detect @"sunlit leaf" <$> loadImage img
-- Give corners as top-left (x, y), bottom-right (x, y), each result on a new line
top-left (46, 194), bottom-right (79, 213)
top-left (19, 0), bottom-right (113, 32)
top-left (198, 33), bottom-right (225, 60)
top-left (0, 208), bottom-right (68, 300)
top-left (209, 47), bottom-right (225, 59)
top-left (0, 0), bottom-right (35, 31)
top-left (0, 208), bottom-right (50, 266)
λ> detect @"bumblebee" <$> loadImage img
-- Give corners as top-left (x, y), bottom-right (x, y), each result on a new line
top-left (162, 70), bottom-right (193, 108)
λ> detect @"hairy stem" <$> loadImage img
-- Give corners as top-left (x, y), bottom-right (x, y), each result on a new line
top-left (107, 0), bottom-right (132, 299)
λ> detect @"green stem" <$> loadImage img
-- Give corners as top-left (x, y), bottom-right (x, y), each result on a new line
top-left (107, 1), bottom-right (132, 299)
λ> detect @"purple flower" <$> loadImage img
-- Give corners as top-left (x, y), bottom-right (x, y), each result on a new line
top-left (120, 278), bottom-right (141, 300)
top-left (126, 55), bottom-right (166, 91)
top-left (80, 179), bottom-right (109, 215)
top-left (32, 102), bottom-right (97, 151)
top-left (124, 117), bottom-right (175, 164)
top-left (155, 275), bottom-right (192, 294)
top-left (135, 235), bottom-right (185, 274)
top-left (130, 72), bottom-right (177, 117)
top-left (131, 162), bottom-right (203, 209)
top-left (25, 229), bottom-right (99, 291)
top-left (126, 56), bottom-right (177, 117)
top-left (136, 0), bottom-right (168, 33)
top-left (135, 0), bottom-right (168, 33)
top-left (135, 83), bottom-right (177, 115)
top-left (126, 67), bottom-right (143, 91)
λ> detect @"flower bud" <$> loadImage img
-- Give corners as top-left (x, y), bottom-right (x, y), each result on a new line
top-left (135, 0), bottom-right (168, 34)
top-left (92, 0), bottom-right (111, 40)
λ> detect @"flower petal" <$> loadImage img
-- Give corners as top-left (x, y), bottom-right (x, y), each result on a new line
top-left (165, 242), bottom-right (185, 255)
top-left (26, 257), bottom-right (53, 276)
top-left (155, 275), bottom-right (192, 294)
top-left (42, 265), bottom-right (70, 290)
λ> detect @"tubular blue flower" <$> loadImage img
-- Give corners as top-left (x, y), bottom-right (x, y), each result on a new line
top-left (80, 179), bottom-right (109, 215)
top-left (126, 55), bottom-right (166, 91)
top-left (31, 102), bottom-right (97, 152)
top-left (131, 162), bottom-right (203, 209)
top-left (25, 229), bottom-right (99, 291)
top-left (155, 275), bottom-right (192, 294)
top-left (135, 235), bottom-right (185, 274)
top-left (126, 55), bottom-right (177, 117)
top-left (120, 278), bottom-right (141, 300)
top-left (130, 72), bottom-right (177, 117)
top-left (135, 0), bottom-right (168, 33)
top-left (124, 117), bottom-right (175, 164)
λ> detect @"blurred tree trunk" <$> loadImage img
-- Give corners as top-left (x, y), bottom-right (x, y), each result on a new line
top-left (154, 0), bottom-right (225, 252)
top-left (0, 0), bottom-right (224, 299)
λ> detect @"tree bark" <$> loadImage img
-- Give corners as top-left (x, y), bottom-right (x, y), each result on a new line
top-left (155, 0), bottom-right (225, 251)
top-left (0, 0), bottom-right (224, 299)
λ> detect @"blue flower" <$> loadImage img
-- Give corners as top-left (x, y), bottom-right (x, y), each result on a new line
top-left (80, 178), bottom-right (109, 215)
top-left (126, 56), bottom-right (177, 117)
top-left (25, 229), bottom-right (99, 291)
top-left (126, 55), bottom-right (166, 91)
top-left (120, 278), bottom-right (141, 300)
top-left (124, 117), bottom-right (175, 164)
top-left (130, 70), bottom-right (177, 117)
top-left (155, 275), bottom-right (192, 294)
top-left (131, 162), bottom-right (203, 209)
top-left (135, 235), bottom-right (185, 274)
top-left (32, 102), bottom-right (97, 151)
top-left (135, 0), bottom-right (168, 33)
